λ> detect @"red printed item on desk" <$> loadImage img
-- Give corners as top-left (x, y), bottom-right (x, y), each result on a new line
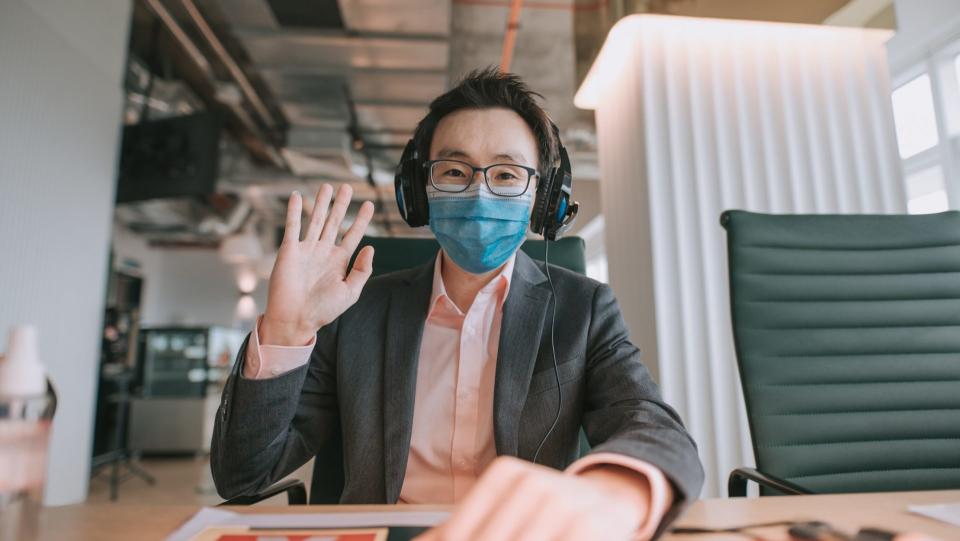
top-left (188, 527), bottom-right (388, 541)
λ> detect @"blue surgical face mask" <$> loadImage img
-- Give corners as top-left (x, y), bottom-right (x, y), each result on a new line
top-left (427, 182), bottom-right (532, 274)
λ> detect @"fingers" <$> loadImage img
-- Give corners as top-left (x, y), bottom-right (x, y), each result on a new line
top-left (896, 534), bottom-right (943, 541)
top-left (412, 529), bottom-right (439, 541)
top-left (438, 457), bottom-right (531, 539)
top-left (469, 479), bottom-right (548, 541)
top-left (282, 191), bottom-right (303, 244)
top-left (559, 516), bottom-right (606, 541)
top-left (497, 487), bottom-right (560, 541)
top-left (344, 245), bottom-right (375, 298)
top-left (320, 183), bottom-right (353, 243)
top-left (304, 184), bottom-right (334, 242)
top-left (340, 200), bottom-right (375, 254)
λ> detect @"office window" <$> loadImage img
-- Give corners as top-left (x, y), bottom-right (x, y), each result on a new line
top-left (586, 255), bottom-right (609, 283)
top-left (892, 31), bottom-right (960, 213)
top-left (906, 166), bottom-right (948, 214)
top-left (955, 53), bottom-right (960, 93)
top-left (952, 52), bottom-right (960, 135)
top-left (892, 74), bottom-right (939, 159)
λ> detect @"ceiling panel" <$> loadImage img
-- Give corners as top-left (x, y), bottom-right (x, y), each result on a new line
top-left (241, 34), bottom-right (449, 70)
top-left (280, 101), bottom-right (349, 128)
top-left (355, 104), bottom-right (428, 132)
top-left (340, 0), bottom-right (451, 36)
top-left (348, 71), bottom-right (446, 102)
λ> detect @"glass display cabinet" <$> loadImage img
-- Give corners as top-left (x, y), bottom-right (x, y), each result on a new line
top-left (129, 326), bottom-right (244, 454)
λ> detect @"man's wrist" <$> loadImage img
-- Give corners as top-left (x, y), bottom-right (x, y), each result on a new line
top-left (260, 316), bottom-right (316, 346)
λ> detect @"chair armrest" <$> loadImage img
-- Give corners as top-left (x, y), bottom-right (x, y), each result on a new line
top-left (218, 478), bottom-right (307, 506)
top-left (727, 467), bottom-right (813, 497)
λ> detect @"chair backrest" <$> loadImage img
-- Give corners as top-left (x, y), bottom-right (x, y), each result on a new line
top-left (722, 210), bottom-right (960, 493)
top-left (310, 236), bottom-right (587, 503)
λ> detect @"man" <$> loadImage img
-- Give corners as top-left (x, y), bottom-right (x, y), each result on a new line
top-left (212, 68), bottom-right (704, 540)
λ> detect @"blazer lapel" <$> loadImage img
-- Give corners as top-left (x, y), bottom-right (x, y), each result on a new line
top-left (493, 250), bottom-right (552, 457)
top-left (382, 259), bottom-right (433, 503)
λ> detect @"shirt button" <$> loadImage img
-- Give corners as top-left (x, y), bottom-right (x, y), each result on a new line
top-left (271, 367), bottom-right (281, 375)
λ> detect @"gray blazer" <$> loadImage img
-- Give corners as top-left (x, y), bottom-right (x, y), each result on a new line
top-left (212, 250), bottom-right (704, 527)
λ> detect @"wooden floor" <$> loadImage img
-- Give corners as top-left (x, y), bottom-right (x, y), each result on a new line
top-left (85, 456), bottom-right (314, 506)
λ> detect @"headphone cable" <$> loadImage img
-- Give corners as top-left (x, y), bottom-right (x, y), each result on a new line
top-left (532, 238), bottom-right (563, 465)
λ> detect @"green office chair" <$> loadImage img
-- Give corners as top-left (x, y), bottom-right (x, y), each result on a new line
top-left (222, 235), bottom-right (587, 505)
top-left (722, 210), bottom-right (960, 497)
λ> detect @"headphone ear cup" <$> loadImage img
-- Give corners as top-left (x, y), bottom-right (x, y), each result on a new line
top-left (408, 158), bottom-right (429, 227)
top-left (531, 168), bottom-right (555, 235)
top-left (394, 140), bottom-right (430, 227)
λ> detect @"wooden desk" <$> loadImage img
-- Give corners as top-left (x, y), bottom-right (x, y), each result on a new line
top-left (666, 490), bottom-right (960, 540)
top-left (35, 491), bottom-right (959, 541)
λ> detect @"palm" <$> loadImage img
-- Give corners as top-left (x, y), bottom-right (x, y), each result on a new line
top-left (262, 184), bottom-right (375, 344)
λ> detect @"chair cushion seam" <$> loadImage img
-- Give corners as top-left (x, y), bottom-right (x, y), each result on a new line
top-left (788, 467), bottom-right (960, 480)
top-left (759, 408), bottom-right (960, 416)
top-left (740, 324), bottom-right (960, 330)
top-left (740, 242), bottom-right (960, 251)
top-left (742, 297), bottom-right (960, 303)
top-left (748, 380), bottom-right (960, 386)
top-left (759, 437), bottom-right (960, 448)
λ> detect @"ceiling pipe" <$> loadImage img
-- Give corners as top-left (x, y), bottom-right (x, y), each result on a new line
top-left (140, 0), bottom-right (285, 167)
top-left (178, 0), bottom-right (279, 134)
top-left (141, 0), bottom-right (212, 75)
top-left (499, 0), bottom-right (524, 72)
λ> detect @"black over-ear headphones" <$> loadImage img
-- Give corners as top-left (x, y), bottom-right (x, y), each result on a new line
top-left (394, 121), bottom-right (579, 240)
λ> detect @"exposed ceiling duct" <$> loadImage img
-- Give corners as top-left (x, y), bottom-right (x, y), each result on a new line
top-left (118, 0), bottom-right (867, 246)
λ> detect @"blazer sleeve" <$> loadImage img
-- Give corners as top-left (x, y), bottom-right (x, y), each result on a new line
top-left (580, 282), bottom-right (705, 530)
top-left (210, 318), bottom-right (340, 499)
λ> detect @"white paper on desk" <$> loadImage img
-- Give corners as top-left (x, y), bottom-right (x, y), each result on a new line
top-left (166, 507), bottom-right (450, 541)
top-left (167, 508), bottom-right (237, 541)
top-left (907, 502), bottom-right (960, 527)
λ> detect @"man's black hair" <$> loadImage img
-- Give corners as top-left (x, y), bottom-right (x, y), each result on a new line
top-left (411, 66), bottom-right (560, 175)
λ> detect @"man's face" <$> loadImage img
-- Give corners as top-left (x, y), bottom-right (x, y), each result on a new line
top-left (429, 107), bottom-right (541, 212)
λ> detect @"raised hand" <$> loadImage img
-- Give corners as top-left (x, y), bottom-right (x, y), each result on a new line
top-left (260, 183), bottom-right (375, 346)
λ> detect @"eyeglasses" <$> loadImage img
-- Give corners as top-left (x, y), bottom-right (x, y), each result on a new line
top-left (425, 159), bottom-right (537, 197)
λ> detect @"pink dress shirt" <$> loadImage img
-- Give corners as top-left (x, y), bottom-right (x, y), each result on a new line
top-left (242, 251), bottom-right (673, 539)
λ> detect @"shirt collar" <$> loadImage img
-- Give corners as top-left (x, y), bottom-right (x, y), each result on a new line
top-left (428, 250), bottom-right (516, 317)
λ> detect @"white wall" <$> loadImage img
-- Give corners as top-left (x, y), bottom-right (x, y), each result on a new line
top-left (112, 226), bottom-right (269, 328)
top-left (887, 0), bottom-right (960, 70)
top-left (893, 0), bottom-right (960, 39)
top-left (140, 248), bottom-right (268, 328)
top-left (0, 0), bottom-right (131, 505)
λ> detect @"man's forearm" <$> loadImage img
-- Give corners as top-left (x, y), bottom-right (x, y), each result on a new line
top-left (211, 341), bottom-right (314, 498)
top-left (568, 453), bottom-right (674, 540)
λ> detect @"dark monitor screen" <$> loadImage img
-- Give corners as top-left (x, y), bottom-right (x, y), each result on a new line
top-left (116, 111), bottom-right (222, 203)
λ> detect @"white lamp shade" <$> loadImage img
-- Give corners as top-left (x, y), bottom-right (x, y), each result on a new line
top-left (235, 266), bottom-right (258, 294)
top-left (235, 294), bottom-right (257, 320)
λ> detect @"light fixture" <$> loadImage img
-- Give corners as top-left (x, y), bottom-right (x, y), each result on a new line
top-left (235, 294), bottom-right (257, 321)
top-left (235, 266), bottom-right (258, 294)
top-left (574, 14), bottom-right (893, 110)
